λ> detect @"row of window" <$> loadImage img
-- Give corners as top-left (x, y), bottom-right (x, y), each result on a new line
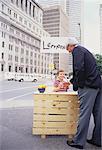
top-left (1, 4), bottom-right (47, 38)
top-left (2, 1), bottom-right (42, 23)
top-left (1, 40), bottom-right (40, 51)
top-left (9, 34), bottom-right (40, 47)
top-left (8, 54), bottom-right (48, 66)
top-left (1, 64), bottom-right (50, 74)
top-left (1, 24), bottom-right (41, 47)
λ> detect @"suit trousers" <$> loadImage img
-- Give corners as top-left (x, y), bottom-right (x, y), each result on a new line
top-left (73, 86), bottom-right (101, 147)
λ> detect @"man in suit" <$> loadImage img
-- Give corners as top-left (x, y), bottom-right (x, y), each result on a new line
top-left (66, 37), bottom-right (102, 149)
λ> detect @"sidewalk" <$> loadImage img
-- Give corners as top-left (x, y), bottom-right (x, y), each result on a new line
top-left (0, 107), bottom-right (101, 150)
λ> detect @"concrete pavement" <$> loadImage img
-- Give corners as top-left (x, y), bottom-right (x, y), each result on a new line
top-left (0, 107), bottom-right (101, 150)
top-left (0, 81), bottom-right (101, 150)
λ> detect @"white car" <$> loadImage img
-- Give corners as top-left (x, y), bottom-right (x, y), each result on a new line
top-left (5, 72), bottom-right (38, 82)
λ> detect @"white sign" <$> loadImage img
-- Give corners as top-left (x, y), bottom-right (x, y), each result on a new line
top-left (41, 37), bottom-right (68, 53)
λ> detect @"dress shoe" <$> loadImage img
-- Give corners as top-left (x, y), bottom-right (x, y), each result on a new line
top-left (67, 140), bottom-right (83, 149)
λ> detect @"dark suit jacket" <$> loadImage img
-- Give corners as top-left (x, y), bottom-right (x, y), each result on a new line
top-left (71, 46), bottom-right (101, 91)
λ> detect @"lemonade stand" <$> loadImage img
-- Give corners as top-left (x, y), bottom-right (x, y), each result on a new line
top-left (32, 84), bottom-right (79, 139)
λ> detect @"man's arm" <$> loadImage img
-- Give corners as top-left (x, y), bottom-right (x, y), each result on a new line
top-left (73, 49), bottom-right (85, 91)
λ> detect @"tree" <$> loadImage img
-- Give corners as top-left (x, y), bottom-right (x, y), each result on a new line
top-left (95, 54), bottom-right (102, 75)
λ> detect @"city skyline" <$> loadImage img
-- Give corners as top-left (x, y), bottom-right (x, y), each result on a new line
top-left (37, 0), bottom-right (102, 54)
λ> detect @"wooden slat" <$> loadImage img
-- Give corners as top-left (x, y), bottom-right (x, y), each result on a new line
top-left (34, 95), bottom-right (78, 101)
top-left (34, 100), bottom-right (79, 108)
top-left (33, 114), bottom-right (67, 121)
top-left (32, 127), bottom-right (77, 135)
top-left (33, 121), bottom-right (77, 128)
top-left (34, 107), bottom-right (79, 115)
top-left (33, 114), bottom-right (78, 121)
top-left (33, 121), bottom-right (67, 128)
top-left (33, 94), bottom-right (79, 137)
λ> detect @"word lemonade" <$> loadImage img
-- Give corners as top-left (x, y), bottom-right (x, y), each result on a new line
top-left (43, 42), bottom-right (65, 50)
top-left (41, 37), bottom-right (68, 53)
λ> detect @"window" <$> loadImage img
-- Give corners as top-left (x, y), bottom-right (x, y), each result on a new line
top-left (29, 2), bottom-right (31, 15)
top-left (16, 31), bottom-right (20, 36)
top-left (21, 67), bottom-right (23, 73)
top-left (24, 20), bottom-right (27, 25)
top-left (14, 13), bottom-right (17, 18)
top-left (21, 58), bottom-right (24, 63)
top-left (26, 50), bottom-right (29, 55)
top-left (15, 66), bottom-right (17, 72)
top-left (34, 68), bottom-right (36, 73)
top-left (8, 8), bottom-right (11, 15)
top-left (30, 67), bottom-right (33, 73)
top-left (1, 53), bottom-right (4, 59)
top-left (34, 60), bottom-right (36, 65)
top-left (10, 28), bottom-right (14, 34)
top-left (8, 66), bottom-right (11, 72)
top-left (2, 4), bottom-right (4, 11)
top-left (2, 32), bottom-right (5, 38)
top-left (26, 58), bottom-right (28, 63)
top-left (21, 0), bottom-right (23, 9)
top-left (9, 36), bottom-right (13, 42)
top-left (1, 64), bottom-right (4, 71)
top-left (26, 67), bottom-right (28, 73)
top-left (30, 52), bottom-right (33, 56)
top-left (9, 44), bottom-right (13, 50)
top-left (30, 59), bottom-right (33, 65)
top-left (15, 47), bottom-right (18, 52)
top-left (2, 41), bottom-right (4, 47)
top-left (22, 34), bottom-right (25, 39)
top-left (21, 48), bottom-right (24, 54)
top-left (15, 56), bottom-right (18, 62)
top-left (25, 0), bottom-right (27, 12)
top-left (11, 0), bottom-right (13, 3)
top-left (8, 55), bottom-right (12, 61)
top-left (19, 17), bottom-right (23, 22)
top-left (29, 23), bottom-right (31, 28)
top-left (16, 0), bottom-right (18, 6)
top-left (33, 6), bottom-right (35, 17)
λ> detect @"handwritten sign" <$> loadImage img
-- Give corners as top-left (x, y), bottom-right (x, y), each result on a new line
top-left (40, 37), bottom-right (68, 53)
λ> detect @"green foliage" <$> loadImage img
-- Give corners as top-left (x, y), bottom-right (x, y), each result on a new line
top-left (95, 54), bottom-right (102, 75)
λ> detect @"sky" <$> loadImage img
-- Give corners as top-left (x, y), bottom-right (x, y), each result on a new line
top-left (84, 0), bottom-right (101, 54)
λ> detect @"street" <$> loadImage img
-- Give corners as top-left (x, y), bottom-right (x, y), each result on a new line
top-left (0, 80), bottom-right (47, 108)
top-left (0, 81), bottom-right (101, 150)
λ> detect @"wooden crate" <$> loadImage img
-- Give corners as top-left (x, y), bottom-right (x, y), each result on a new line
top-left (32, 92), bottom-right (79, 138)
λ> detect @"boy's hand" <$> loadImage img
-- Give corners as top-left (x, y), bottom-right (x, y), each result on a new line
top-left (58, 83), bottom-right (63, 89)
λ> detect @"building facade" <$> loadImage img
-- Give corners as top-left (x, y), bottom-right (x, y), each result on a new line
top-left (38, 0), bottom-right (84, 74)
top-left (66, 0), bottom-right (84, 44)
top-left (42, 5), bottom-right (70, 74)
top-left (0, 0), bottom-right (53, 80)
top-left (38, 0), bottom-right (84, 44)
top-left (37, 0), bottom-right (67, 13)
top-left (100, 4), bottom-right (102, 54)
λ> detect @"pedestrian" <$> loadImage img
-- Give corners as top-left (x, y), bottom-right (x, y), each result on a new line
top-left (66, 37), bottom-right (102, 149)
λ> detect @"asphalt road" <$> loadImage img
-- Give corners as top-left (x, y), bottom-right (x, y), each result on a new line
top-left (0, 80), bottom-right (43, 101)
top-left (0, 107), bottom-right (101, 150)
top-left (0, 80), bottom-right (101, 150)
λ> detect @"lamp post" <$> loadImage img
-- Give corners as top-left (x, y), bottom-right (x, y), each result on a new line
top-left (78, 23), bottom-right (81, 44)
top-left (49, 63), bottom-right (54, 80)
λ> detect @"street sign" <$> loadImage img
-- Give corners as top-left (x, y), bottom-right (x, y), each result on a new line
top-left (41, 37), bottom-right (68, 53)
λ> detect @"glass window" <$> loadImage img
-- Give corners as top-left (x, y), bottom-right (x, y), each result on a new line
top-left (1, 64), bottom-right (4, 71)
top-left (2, 4), bottom-right (4, 11)
top-left (2, 41), bottom-right (4, 47)
top-left (15, 66), bottom-right (17, 72)
top-left (1, 53), bottom-right (4, 59)
top-left (8, 66), bottom-right (11, 72)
